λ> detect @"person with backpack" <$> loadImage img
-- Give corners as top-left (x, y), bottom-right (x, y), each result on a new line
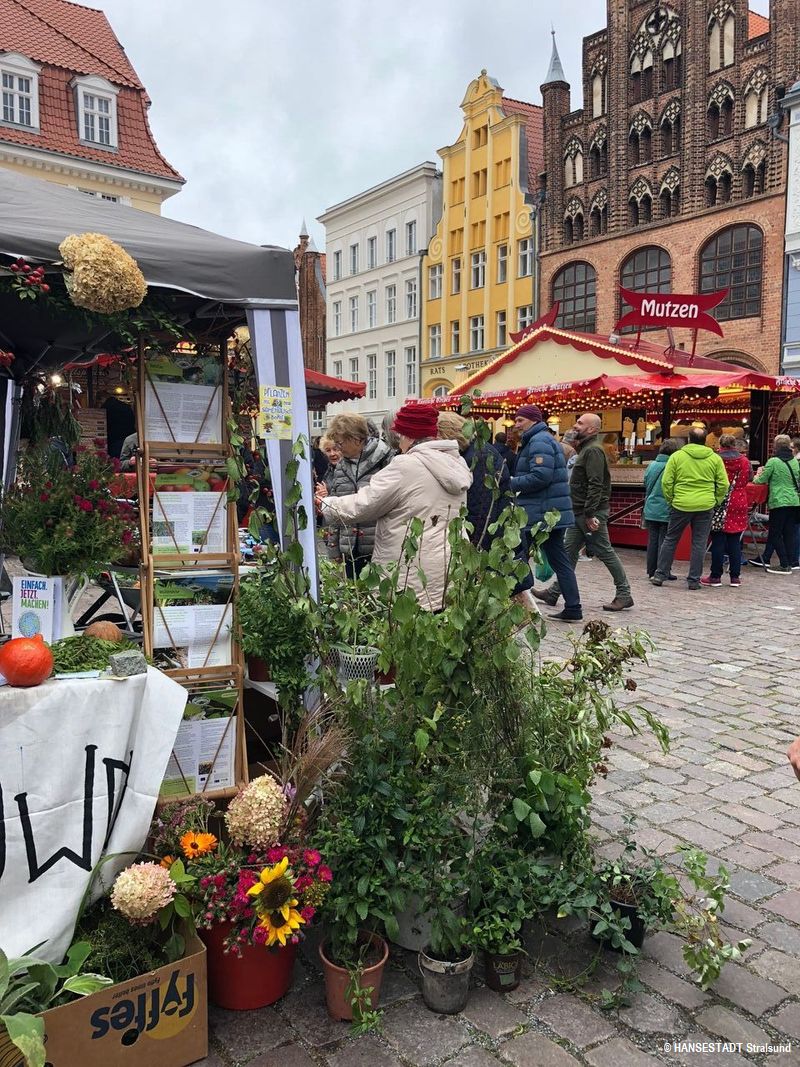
top-left (751, 435), bottom-right (800, 575)
top-left (700, 434), bottom-right (752, 587)
top-left (642, 438), bottom-right (681, 579)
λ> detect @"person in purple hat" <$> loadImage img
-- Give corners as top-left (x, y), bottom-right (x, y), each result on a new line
top-left (509, 404), bottom-right (583, 622)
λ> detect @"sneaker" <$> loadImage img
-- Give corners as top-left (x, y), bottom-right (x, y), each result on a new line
top-left (700, 577), bottom-right (721, 587)
top-left (767, 565), bottom-right (793, 574)
top-left (748, 557), bottom-right (768, 568)
top-left (687, 581), bottom-right (701, 589)
top-left (792, 565), bottom-right (800, 571)
top-left (730, 578), bottom-right (741, 587)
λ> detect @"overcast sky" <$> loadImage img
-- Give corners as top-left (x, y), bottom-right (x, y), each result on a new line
top-left (98, 0), bottom-right (769, 253)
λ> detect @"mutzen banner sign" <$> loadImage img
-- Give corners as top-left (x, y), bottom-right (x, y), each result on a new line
top-left (615, 287), bottom-right (729, 336)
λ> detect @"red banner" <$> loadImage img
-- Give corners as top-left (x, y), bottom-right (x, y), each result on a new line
top-left (615, 288), bottom-right (728, 336)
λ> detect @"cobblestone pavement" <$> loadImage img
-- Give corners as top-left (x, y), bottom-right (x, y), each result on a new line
top-left (197, 549), bottom-right (800, 1067)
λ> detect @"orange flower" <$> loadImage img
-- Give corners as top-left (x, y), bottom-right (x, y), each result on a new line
top-left (180, 831), bottom-right (218, 859)
top-left (160, 855), bottom-right (175, 869)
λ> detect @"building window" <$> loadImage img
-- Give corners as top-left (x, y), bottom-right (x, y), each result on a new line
top-left (742, 160), bottom-right (766, 199)
top-left (592, 70), bottom-right (606, 117)
top-left (450, 228), bottom-right (464, 254)
top-left (349, 357), bottom-right (359, 382)
top-left (405, 346), bottom-right (417, 396)
top-left (660, 184), bottom-right (680, 218)
top-left (311, 410), bottom-right (325, 431)
top-left (472, 168), bottom-right (488, 198)
top-left (471, 220), bottom-right (486, 247)
top-left (563, 141), bottom-right (584, 187)
top-left (470, 315), bottom-right (485, 352)
top-left (386, 228), bottom-right (396, 263)
top-left (589, 137), bottom-right (607, 179)
top-left (497, 244), bottom-right (508, 284)
top-left (496, 310), bottom-right (507, 348)
top-left (517, 305), bottom-right (534, 331)
top-left (333, 300), bottom-right (342, 337)
top-left (82, 93), bottom-right (111, 145)
top-left (494, 158), bottom-right (511, 187)
top-left (429, 263), bottom-right (443, 299)
top-left (553, 262), bottom-right (597, 331)
top-left (518, 238), bottom-right (534, 278)
top-left (333, 359), bottom-right (343, 379)
top-left (745, 73), bottom-right (768, 128)
top-left (564, 209), bottom-right (584, 244)
top-left (494, 212), bottom-right (510, 241)
top-left (386, 350), bottom-right (396, 398)
top-left (367, 289), bottom-right (377, 328)
top-left (630, 52), bottom-right (653, 103)
top-left (367, 236), bottom-right (377, 269)
top-left (406, 220), bottom-right (417, 256)
top-left (349, 243), bottom-right (359, 275)
top-left (429, 324), bottom-right (442, 359)
top-left (662, 40), bottom-right (682, 91)
top-left (473, 124), bottom-right (488, 148)
top-left (589, 199), bottom-right (608, 236)
top-left (386, 284), bottom-right (396, 324)
top-left (1, 64), bottom-right (37, 127)
top-left (471, 250), bottom-right (486, 289)
top-left (700, 225), bottom-right (762, 320)
top-left (619, 247), bottom-right (671, 331)
top-left (661, 111), bottom-right (681, 155)
top-left (349, 295), bottom-right (358, 332)
top-left (451, 320), bottom-right (460, 354)
top-left (451, 177), bottom-right (465, 204)
top-left (405, 278), bottom-right (417, 319)
top-left (451, 257), bottom-right (462, 294)
top-left (432, 385), bottom-right (449, 398)
top-left (709, 13), bottom-right (734, 72)
top-left (705, 167), bottom-right (732, 207)
top-left (367, 354), bottom-right (377, 399)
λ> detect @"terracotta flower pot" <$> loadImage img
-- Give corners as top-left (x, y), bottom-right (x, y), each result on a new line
top-left (247, 655), bottom-right (271, 682)
top-left (319, 932), bottom-right (389, 1021)
top-left (201, 922), bottom-right (297, 1010)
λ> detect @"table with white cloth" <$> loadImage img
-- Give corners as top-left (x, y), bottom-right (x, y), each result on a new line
top-left (0, 667), bottom-right (187, 961)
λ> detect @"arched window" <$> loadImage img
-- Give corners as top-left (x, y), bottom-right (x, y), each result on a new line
top-left (708, 85), bottom-right (734, 140)
top-left (553, 262), bottom-right (597, 331)
top-left (705, 157), bottom-right (733, 206)
top-left (744, 70), bottom-right (768, 128)
top-left (589, 203), bottom-right (608, 236)
top-left (619, 247), bottom-right (671, 332)
top-left (661, 102), bottom-right (681, 155)
top-left (699, 225), bottom-right (763, 321)
top-left (660, 171), bottom-right (680, 218)
top-left (628, 179), bottom-right (652, 227)
top-left (564, 139), bottom-right (583, 187)
top-left (432, 385), bottom-right (449, 398)
top-left (709, 11), bottom-right (734, 71)
top-left (589, 131), bottom-right (607, 179)
top-left (564, 216), bottom-right (574, 244)
top-left (591, 68), bottom-right (606, 118)
top-left (742, 144), bottom-right (767, 198)
top-left (662, 37), bottom-right (682, 90)
top-left (629, 116), bottom-right (653, 165)
top-left (630, 50), bottom-right (654, 103)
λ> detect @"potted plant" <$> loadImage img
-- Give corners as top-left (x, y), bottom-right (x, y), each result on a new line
top-left (318, 559), bottom-right (386, 683)
top-left (237, 563), bottom-right (313, 692)
top-left (418, 905), bottom-right (474, 1015)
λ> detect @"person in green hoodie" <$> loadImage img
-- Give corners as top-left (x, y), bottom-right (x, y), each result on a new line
top-left (752, 435), bottom-right (800, 573)
top-left (651, 427), bottom-right (729, 589)
top-left (642, 438), bottom-right (681, 579)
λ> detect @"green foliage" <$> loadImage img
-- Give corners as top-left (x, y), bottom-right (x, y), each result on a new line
top-left (51, 635), bottom-right (138, 674)
top-left (0, 446), bottom-right (136, 576)
top-left (0, 941), bottom-right (111, 1067)
top-left (74, 899), bottom-right (167, 984)
top-left (469, 832), bottom-right (552, 955)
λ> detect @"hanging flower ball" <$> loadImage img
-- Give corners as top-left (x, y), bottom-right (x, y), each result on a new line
top-left (59, 232), bottom-right (147, 314)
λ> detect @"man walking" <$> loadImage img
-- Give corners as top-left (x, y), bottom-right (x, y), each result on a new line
top-left (534, 412), bottom-right (634, 612)
top-left (651, 427), bottom-right (729, 589)
top-left (509, 405), bottom-right (583, 622)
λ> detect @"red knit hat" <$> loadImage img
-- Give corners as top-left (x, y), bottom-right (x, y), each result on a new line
top-left (392, 403), bottom-right (439, 440)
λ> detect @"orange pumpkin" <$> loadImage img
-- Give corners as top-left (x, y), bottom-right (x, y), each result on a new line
top-left (0, 634), bottom-right (54, 687)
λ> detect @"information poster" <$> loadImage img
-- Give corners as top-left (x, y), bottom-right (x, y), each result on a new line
top-left (161, 715), bottom-right (236, 796)
top-left (153, 492), bottom-right (227, 554)
top-left (145, 354), bottom-right (223, 444)
top-left (153, 603), bottom-right (233, 668)
top-left (258, 385), bottom-right (292, 440)
top-left (12, 576), bottom-right (62, 641)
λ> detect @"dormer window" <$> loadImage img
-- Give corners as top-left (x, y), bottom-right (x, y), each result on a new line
top-left (0, 53), bottom-right (40, 129)
top-left (72, 75), bottom-right (119, 149)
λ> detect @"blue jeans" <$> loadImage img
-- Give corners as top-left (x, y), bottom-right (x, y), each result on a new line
top-left (710, 531), bottom-right (742, 580)
top-left (541, 527), bottom-right (582, 611)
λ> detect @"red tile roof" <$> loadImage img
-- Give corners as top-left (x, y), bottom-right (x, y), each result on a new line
top-left (748, 9), bottom-right (769, 39)
top-left (0, 0), bottom-right (183, 182)
top-left (502, 96), bottom-right (544, 190)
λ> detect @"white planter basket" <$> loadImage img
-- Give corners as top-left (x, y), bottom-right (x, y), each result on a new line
top-left (335, 645), bottom-right (379, 683)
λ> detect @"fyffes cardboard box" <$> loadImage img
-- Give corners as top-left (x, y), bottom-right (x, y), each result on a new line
top-left (0, 937), bottom-right (207, 1067)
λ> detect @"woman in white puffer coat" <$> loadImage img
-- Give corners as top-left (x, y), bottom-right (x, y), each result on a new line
top-left (316, 403), bottom-right (471, 611)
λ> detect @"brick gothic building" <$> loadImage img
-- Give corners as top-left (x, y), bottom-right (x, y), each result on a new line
top-left (293, 220), bottom-right (327, 374)
top-left (539, 2), bottom-right (799, 373)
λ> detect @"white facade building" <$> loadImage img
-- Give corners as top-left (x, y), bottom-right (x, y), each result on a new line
top-left (318, 163), bottom-right (443, 429)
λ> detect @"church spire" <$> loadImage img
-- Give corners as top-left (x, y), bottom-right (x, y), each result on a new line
top-left (543, 27), bottom-right (566, 85)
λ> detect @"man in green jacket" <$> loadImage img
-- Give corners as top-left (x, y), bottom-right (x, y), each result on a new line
top-left (534, 412), bottom-right (633, 612)
top-left (651, 427), bottom-right (729, 589)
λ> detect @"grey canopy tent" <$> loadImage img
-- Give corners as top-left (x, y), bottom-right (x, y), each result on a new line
top-left (0, 169), bottom-right (318, 584)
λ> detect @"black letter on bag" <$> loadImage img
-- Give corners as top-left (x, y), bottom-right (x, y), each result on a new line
top-left (102, 751), bottom-right (132, 851)
top-left (17, 745), bottom-right (96, 882)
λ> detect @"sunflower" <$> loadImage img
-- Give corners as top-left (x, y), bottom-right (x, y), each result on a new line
top-left (180, 831), bottom-right (218, 859)
top-left (247, 857), bottom-right (306, 947)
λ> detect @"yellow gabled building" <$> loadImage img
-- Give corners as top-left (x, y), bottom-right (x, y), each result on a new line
top-left (420, 71), bottom-right (543, 397)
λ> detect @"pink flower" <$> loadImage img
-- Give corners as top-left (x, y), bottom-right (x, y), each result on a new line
top-left (300, 906), bottom-right (316, 923)
top-left (253, 925), bottom-right (268, 945)
top-left (78, 499), bottom-right (93, 512)
top-left (318, 865), bottom-right (333, 883)
top-left (303, 849), bottom-right (322, 867)
top-left (267, 846), bottom-right (288, 863)
top-left (39, 493), bottom-right (49, 502)
top-left (87, 480), bottom-right (100, 491)
top-left (121, 529), bottom-right (133, 544)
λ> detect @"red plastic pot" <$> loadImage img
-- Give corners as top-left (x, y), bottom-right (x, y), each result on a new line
top-left (201, 922), bottom-right (297, 1010)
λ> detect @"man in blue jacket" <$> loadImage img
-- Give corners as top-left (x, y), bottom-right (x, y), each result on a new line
top-left (510, 405), bottom-right (582, 622)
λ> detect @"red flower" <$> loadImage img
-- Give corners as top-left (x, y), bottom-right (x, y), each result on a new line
top-left (87, 480), bottom-right (100, 491)
top-left (294, 875), bottom-right (312, 891)
top-left (121, 529), bottom-right (132, 545)
top-left (39, 493), bottom-right (49, 502)
top-left (318, 865), bottom-right (333, 883)
top-left (266, 846), bottom-right (288, 864)
top-left (300, 906), bottom-right (316, 923)
top-left (44, 482), bottom-right (52, 489)
top-left (303, 849), bottom-right (322, 867)
top-left (78, 499), bottom-right (93, 513)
